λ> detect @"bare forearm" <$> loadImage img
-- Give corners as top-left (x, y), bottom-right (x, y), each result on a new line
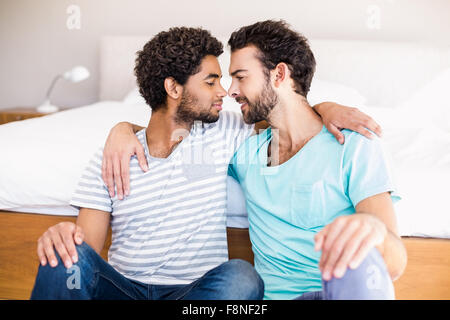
top-left (377, 231), bottom-right (407, 281)
top-left (112, 122), bottom-right (144, 135)
top-left (76, 208), bottom-right (110, 255)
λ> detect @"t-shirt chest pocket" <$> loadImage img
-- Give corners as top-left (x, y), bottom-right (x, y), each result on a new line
top-left (289, 180), bottom-right (326, 229)
top-left (180, 144), bottom-right (219, 180)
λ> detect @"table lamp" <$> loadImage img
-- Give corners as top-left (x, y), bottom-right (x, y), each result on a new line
top-left (37, 65), bottom-right (90, 113)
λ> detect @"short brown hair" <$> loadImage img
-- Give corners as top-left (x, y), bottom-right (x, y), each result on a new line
top-left (228, 20), bottom-right (316, 97)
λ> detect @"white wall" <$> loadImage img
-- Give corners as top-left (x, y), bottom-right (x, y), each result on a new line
top-left (1, 0), bottom-right (449, 109)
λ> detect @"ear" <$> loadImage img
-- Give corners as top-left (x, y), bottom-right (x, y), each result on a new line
top-left (164, 77), bottom-right (183, 100)
top-left (272, 63), bottom-right (290, 88)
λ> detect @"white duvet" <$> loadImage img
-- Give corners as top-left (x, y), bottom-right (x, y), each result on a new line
top-left (0, 101), bottom-right (150, 209)
top-left (0, 82), bottom-right (449, 238)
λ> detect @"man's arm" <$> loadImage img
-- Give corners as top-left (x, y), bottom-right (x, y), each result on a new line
top-left (76, 208), bottom-right (111, 255)
top-left (313, 102), bottom-right (382, 144)
top-left (102, 122), bottom-right (147, 200)
top-left (102, 102), bottom-right (382, 198)
top-left (37, 208), bottom-right (110, 268)
top-left (254, 102), bottom-right (382, 144)
top-left (315, 192), bottom-right (407, 281)
top-left (354, 193), bottom-right (407, 280)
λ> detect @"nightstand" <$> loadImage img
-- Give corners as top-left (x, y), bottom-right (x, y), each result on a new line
top-left (0, 107), bottom-right (62, 125)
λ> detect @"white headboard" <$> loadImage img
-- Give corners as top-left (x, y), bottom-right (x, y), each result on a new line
top-left (99, 35), bottom-right (450, 107)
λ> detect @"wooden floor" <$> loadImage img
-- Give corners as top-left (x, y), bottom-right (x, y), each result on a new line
top-left (0, 211), bottom-right (449, 300)
top-left (393, 237), bottom-right (450, 299)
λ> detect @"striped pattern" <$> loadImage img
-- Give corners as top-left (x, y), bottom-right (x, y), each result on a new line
top-left (70, 111), bottom-right (254, 284)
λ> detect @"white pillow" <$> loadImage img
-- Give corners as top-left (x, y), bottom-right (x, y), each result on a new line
top-left (122, 87), bottom-right (147, 105)
top-left (396, 68), bottom-right (450, 131)
top-left (307, 78), bottom-right (368, 107)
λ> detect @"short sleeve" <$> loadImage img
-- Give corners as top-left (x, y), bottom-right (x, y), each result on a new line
top-left (218, 111), bottom-right (254, 153)
top-left (227, 151), bottom-right (240, 182)
top-left (343, 133), bottom-right (401, 207)
top-left (70, 148), bottom-right (113, 212)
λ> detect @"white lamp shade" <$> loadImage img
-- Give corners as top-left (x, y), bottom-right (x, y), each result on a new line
top-left (63, 65), bottom-right (90, 83)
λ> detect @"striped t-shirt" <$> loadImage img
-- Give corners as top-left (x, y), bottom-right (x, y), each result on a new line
top-left (70, 111), bottom-right (254, 285)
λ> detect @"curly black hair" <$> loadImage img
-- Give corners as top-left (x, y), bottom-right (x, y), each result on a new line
top-left (135, 27), bottom-right (223, 110)
top-left (228, 20), bottom-right (316, 97)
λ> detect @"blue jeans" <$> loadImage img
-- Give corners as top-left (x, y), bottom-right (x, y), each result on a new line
top-left (30, 242), bottom-right (264, 300)
top-left (294, 248), bottom-right (395, 300)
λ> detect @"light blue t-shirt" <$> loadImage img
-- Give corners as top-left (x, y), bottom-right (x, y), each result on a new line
top-left (228, 125), bottom-right (400, 300)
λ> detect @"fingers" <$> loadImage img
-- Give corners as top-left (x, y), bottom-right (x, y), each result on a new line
top-left (331, 224), bottom-right (371, 279)
top-left (103, 157), bottom-right (115, 198)
top-left (353, 114), bottom-right (382, 139)
top-left (113, 155), bottom-right (124, 200)
top-left (52, 231), bottom-right (73, 269)
top-left (335, 107), bottom-right (383, 139)
top-left (36, 223), bottom-right (82, 269)
top-left (119, 144), bottom-right (148, 198)
top-left (74, 225), bottom-right (84, 246)
top-left (37, 239), bottom-right (47, 266)
top-left (101, 156), bottom-right (108, 194)
top-left (136, 146), bottom-right (149, 173)
top-left (317, 214), bottom-right (386, 281)
top-left (318, 217), bottom-right (347, 266)
top-left (120, 154), bottom-right (131, 197)
top-left (314, 223), bottom-right (329, 252)
top-left (41, 236), bottom-right (59, 267)
top-left (349, 234), bottom-right (378, 270)
top-left (320, 219), bottom-right (361, 280)
top-left (363, 117), bottom-right (383, 138)
top-left (326, 123), bottom-right (345, 144)
top-left (355, 125), bottom-right (375, 140)
top-left (63, 225), bottom-right (84, 264)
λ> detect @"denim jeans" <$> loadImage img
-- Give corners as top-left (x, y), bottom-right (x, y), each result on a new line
top-left (294, 248), bottom-right (395, 300)
top-left (30, 242), bottom-right (264, 300)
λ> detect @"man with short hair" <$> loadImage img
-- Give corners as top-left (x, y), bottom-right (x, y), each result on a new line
top-left (226, 20), bottom-right (406, 299)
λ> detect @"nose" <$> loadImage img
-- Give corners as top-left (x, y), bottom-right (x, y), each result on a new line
top-left (228, 80), bottom-right (239, 99)
top-left (217, 83), bottom-right (227, 98)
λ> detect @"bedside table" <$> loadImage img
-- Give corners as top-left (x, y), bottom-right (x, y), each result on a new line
top-left (0, 107), bottom-right (62, 125)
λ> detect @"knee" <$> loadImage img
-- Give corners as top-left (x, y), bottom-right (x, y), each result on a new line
top-left (223, 259), bottom-right (264, 300)
top-left (73, 242), bottom-right (97, 265)
top-left (324, 248), bottom-right (395, 300)
top-left (31, 242), bottom-right (98, 299)
top-left (36, 242), bottom-right (96, 279)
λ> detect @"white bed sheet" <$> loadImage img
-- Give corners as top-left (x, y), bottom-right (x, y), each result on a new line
top-left (0, 101), bottom-right (150, 209)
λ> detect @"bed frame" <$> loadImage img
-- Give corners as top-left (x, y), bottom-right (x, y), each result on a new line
top-left (1, 210), bottom-right (449, 300)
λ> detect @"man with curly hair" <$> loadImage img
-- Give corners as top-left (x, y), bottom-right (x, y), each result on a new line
top-left (31, 27), bottom-right (264, 300)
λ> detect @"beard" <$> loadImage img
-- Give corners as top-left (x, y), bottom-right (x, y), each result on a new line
top-left (176, 89), bottom-right (220, 125)
top-left (237, 78), bottom-right (279, 124)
